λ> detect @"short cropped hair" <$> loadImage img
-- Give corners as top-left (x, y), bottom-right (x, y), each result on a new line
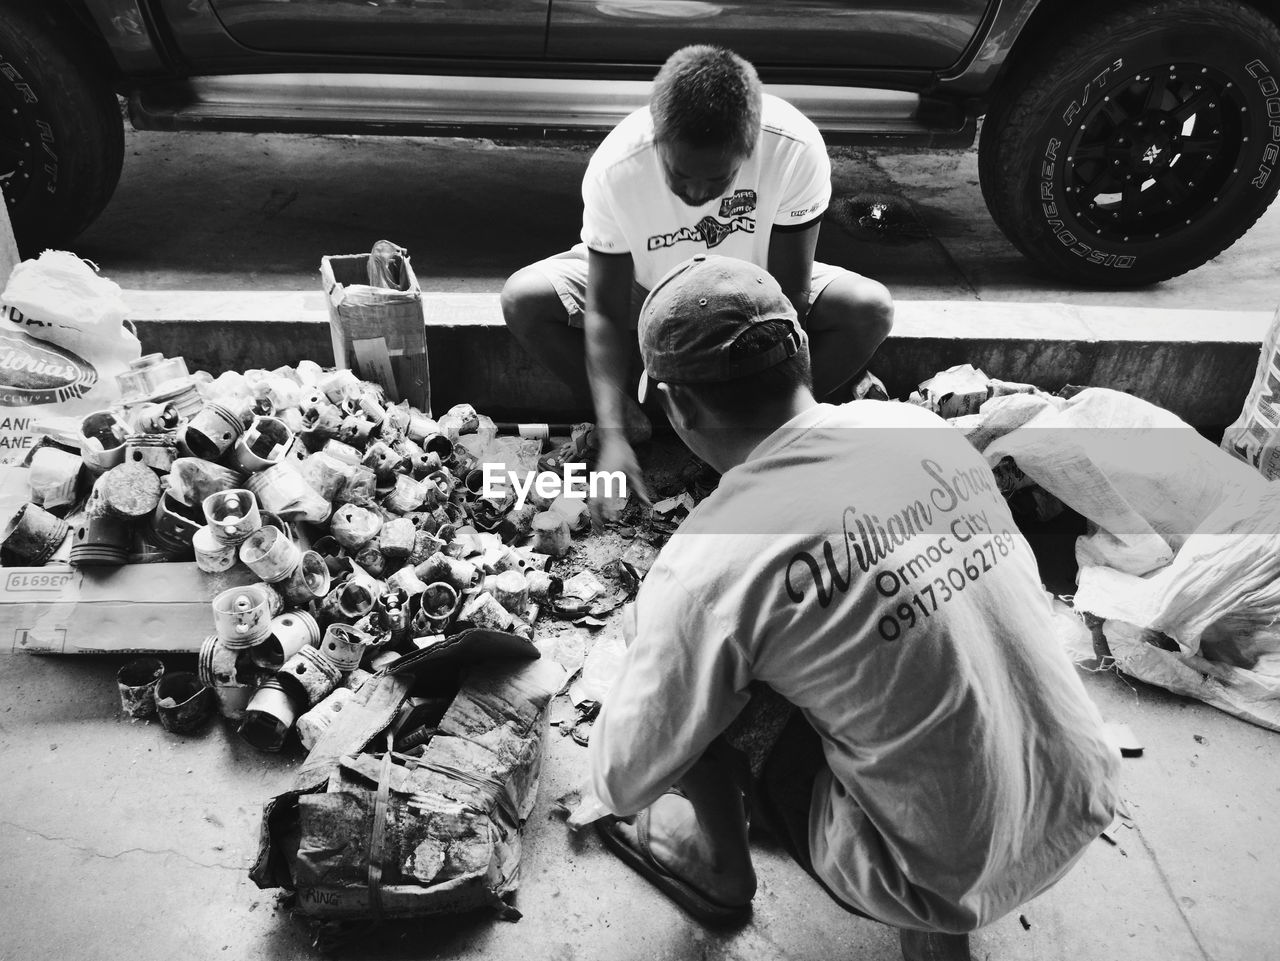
top-left (650, 46), bottom-right (763, 157)
top-left (678, 320), bottom-right (812, 416)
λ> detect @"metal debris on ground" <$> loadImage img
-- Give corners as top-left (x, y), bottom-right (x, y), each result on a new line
top-left (651, 491), bottom-right (696, 527)
top-left (561, 570), bottom-right (606, 604)
top-left (829, 193), bottom-right (933, 245)
top-left (1100, 809), bottom-right (1136, 848)
top-left (0, 356), bottom-right (618, 749)
top-left (908, 364), bottom-right (1069, 525)
top-left (908, 363), bottom-right (1044, 421)
top-left (2, 344), bottom-right (609, 928)
top-left (1104, 722), bottom-right (1144, 758)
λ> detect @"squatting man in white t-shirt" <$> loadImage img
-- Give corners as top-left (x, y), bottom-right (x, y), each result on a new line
top-left (569, 255), bottom-right (1122, 961)
top-left (501, 45), bottom-right (893, 503)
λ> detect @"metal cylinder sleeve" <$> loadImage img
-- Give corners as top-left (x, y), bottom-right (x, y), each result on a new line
top-left (79, 410), bottom-right (130, 473)
top-left (251, 611), bottom-right (321, 672)
top-left (193, 525), bottom-right (236, 572)
top-left (154, 672), bottom-right (214, 734)
top-left (117, 657), bottom-right (165, 719)
top-left (124, 434), bottom-right (179, 473)
top-left (278, 551), bottom-right (332, 608)
top-left (230, 416), bottom-right (294, 474)
top-left (70, 512), bottom-right (132, 567)
top-left (276, 646), bottom-right (341, 708)
top-left (317, 623), bottom-right (370, 672)
top-left (1, 503), bottom-right (68, 565)
top-left (211, 585), bottom-right (274, 649)
top-left (202, 489), bottom-right (261, 545)
top-left (238, 678), bottom-right (298, 752)
top-left (239, 526), bottom-right (302, 583)
top-left (178, 403), bottom-right (245, 461)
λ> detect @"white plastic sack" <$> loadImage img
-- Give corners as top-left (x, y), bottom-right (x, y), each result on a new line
top-left (1221, 304), bottom-right (1280, 480)
top-left (953, 391), bottom-right (1064, 453)
top-left (978, 388), bottom-right (1269, 575)
top-left (0, 252), bottom-right (140, 464)
top-left (1074, 482), bottom-right (1280, 731)
top-left (2, 251), bottom-right (130, 353)
top-left (1096, 621), bottom-right (1280, 733)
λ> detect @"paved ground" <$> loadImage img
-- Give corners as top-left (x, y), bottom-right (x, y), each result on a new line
top-left (75, 128), bottom-right (1280, 313)
top-left (2, 129), bottom-right (1277, 961)
top-left (1, 622), bottom-right (1276, 961)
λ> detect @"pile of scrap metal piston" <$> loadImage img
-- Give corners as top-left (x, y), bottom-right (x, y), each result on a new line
top-left (7, 353), bottom-right (594, 752)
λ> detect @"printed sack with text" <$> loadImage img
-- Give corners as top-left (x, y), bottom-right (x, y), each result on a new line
top-left (0, 252), bottom-right (140, 465)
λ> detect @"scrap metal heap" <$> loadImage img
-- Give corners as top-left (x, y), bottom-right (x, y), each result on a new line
top-left (0, 356), bottom-right (631, 749)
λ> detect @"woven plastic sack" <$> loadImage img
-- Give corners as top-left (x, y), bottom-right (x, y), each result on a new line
top-left (1221, 304), bottom-right (1280, 480)
top-left (1075, 483), bottom-right (1280, 732)
top-left (2, 251), bottom-right (129, 354)
top-left (0, 252), bottom-right (140, 464)
top-left (977, 388), bottom-right (1269, 575)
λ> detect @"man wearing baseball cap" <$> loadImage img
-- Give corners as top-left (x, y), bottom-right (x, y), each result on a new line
top-left (576, 255), bottom-right (1121, 960)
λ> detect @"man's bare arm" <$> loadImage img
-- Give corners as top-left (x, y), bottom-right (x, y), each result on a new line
top-left (583, 248), bottom-right (651, 509)
top-left (583, 248), bottom-right (637, 432)
top-left (767, 219), bottom-right (822, 323)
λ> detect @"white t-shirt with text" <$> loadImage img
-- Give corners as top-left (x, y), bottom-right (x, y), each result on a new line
top-left (581, 95), bottom-right (831, 289)
top-left (588, 401), bottom-right (1121, 931)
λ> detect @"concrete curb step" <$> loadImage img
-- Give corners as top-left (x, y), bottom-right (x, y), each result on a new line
top-left (125, 290), bottom-right (1272, 426)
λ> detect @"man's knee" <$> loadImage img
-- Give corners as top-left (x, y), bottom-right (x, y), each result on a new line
top-left (812, 274), bottom-right (895, 345)
top-left (855, 277), bottom-right (894, 344)
top-left (500, 266), bottom-right (566, 334)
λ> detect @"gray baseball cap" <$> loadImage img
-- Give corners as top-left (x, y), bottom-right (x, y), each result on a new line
top-left (636, 255), bottom-right (807, 403)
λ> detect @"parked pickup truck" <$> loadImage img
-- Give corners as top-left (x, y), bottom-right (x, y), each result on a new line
top-left (3, 0), bottom-right (1279, 285)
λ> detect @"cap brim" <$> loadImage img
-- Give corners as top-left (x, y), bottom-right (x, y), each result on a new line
top-left (636, 370), bottom-right (652, 406)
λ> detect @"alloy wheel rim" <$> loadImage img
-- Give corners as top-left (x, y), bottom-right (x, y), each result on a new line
top-left (1063, 64), bottom-right (1249, 244)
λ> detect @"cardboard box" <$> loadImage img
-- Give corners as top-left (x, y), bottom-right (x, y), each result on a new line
top-left (321, 250), bottom-right (431, 413)
top-left (1, 562), bottom-right (257, 654)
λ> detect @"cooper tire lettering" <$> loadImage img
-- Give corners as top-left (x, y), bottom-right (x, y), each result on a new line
top-left (980, 2), bottom-right (1280, 285)
top-left (1247, 58), bottom-right (1280, 191)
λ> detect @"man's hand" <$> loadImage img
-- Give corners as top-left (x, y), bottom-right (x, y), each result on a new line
top-left (591, 432), bottom-right (651, 525)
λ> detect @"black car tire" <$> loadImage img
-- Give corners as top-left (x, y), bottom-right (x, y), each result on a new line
top-left (979, 0), bottom-right (1280, 287)
top-left (0, 7), bottom-right (124, 253)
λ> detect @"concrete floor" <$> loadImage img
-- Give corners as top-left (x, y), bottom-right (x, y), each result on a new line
top-left (1, 644), bottom-right (1276, 961)
top-left (2, 129), bottom-right (1278, 960)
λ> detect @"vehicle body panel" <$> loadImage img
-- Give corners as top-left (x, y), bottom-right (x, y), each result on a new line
top-left (147, 0), bottom-right (264, 62)
top-left (72, 0), bottom-right (1046, 132)
top-left (203, 0), bottom-right (549, 59)
top-left (73, 0), bottom-right (168, 74)
top-left (127, 72), bottom-right (976, 146)
top-left (545, 0), bottom-right (988, 70)
top-left (933, 0), bottom-right (1047, 97)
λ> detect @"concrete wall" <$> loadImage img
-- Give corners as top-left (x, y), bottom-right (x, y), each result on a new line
top-left (126, 292), bottom-right (1272, 428)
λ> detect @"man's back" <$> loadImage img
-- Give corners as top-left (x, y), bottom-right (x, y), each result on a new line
top-left (619, 400), bottom-right (1120, 931)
